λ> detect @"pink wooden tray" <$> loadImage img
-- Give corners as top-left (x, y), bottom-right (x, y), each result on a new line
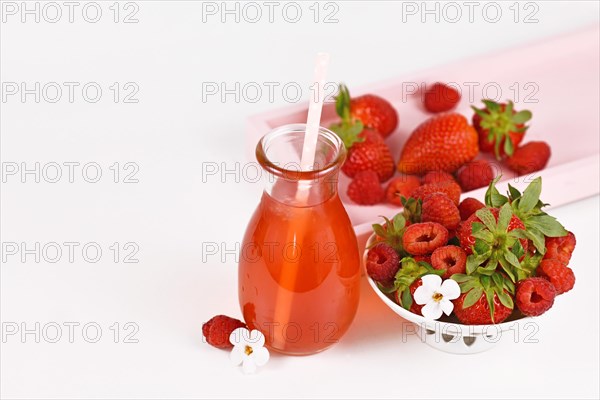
top-left (247, 25), bottom-right (600, 232)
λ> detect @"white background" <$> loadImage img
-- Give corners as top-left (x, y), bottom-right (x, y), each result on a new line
top-left (1, 1), bottom-right (599, 399)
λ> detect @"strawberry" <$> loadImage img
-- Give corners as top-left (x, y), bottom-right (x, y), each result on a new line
top-left (456, 159), bottom-right (496, 192)
top-left (402, 222), bottom-right (449, 255)
top-left (410, 180), bottom-right (462, 206)
top-left (347, 170), bottom-right (384, 205)
top-left (544, 231), bottom-right (576, 265)
top-left (452, 272), bottom-right (514, 324)
top-left (472, 100), bottom-right (531, 159)
top-left (423, 83), bottom-right (461, 113)
top-left (331, 84), bottom-right (398, 138)
top-left (458, 197), bottom-right (485, 221)
top-left (423, 170), bottom-right (456, 185)
top-left (334, 128), bottom-right (395, 182)
top-left (505, 141), bottom-right (551, 175)
top-left (421, 193), bottom-right (461, 231)
top-left (385, 175), bottom-right (421, 206)
top-left (457, 204), bottom-right (529, 283)
top-left (398, 113), bottom-right (479, 175)
top-left (453, 288), bottom-right (513, 325)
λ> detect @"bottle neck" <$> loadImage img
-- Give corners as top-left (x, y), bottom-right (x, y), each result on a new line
top-left (256, 124), bottom-right (346, 208)
top-left (263, 168), bottom-right (341, 207)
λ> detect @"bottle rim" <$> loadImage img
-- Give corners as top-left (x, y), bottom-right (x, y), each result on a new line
top-left (255, 123), bottom-right (346, 181)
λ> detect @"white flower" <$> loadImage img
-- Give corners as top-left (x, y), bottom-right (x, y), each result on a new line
top-left (414, 274), bottom-right (461, 320)
top-left (229, 328), bottom-right (270, 374)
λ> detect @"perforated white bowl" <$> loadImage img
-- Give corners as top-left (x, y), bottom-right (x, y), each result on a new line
top-left (363, 233), bottom-right (531, 354)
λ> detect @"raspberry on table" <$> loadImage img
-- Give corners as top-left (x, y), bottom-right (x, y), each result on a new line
top-left (385, 175), bottom-right (421, 206)
top-left (458, 197), bottom-right (485, 221)
top-left (421, 193), bottom-right (461, 231)
top-left (544, 232), bottom-right (576, 265)
top-left (366, 243), bottom-right (401, 284)
top-left (202, 315), bottom-right (247, 349)
top-left (431, 245), bottom-right (467, 279)
top-left (537, 258), bottom-right (575, 295)
top-left (515, 277), bottom-right (556, 317)
top-left (402, 222), bottom-right (449, 255)
top-left (456, 159), bottom-right (496, 192)
top-left (347, 170), bottom-right (384, 205)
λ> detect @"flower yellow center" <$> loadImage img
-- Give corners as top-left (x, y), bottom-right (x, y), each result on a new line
top-left (432, 292), bottom-right (444, 302)
top-left (244, 345), bottom-right (253, 356)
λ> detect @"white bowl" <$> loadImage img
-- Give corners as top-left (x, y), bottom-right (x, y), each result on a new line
top-left (363, 233), bottom-right (531, 354)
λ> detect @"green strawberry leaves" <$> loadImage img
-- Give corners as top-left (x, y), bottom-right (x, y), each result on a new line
top-left (484, 176), bottom-right (509, 208)
top-left (329, 84), bottom-right (364, 149)
top-left (400, 196), bottom-right (422, 225)
top-left (472, 99), bottom-right (532, 159)
top-left (371, 213), bottom-right (407, 255)
top-left (465, 203), bottom-right (528, 282)
top-left (484, 176), bottom-right (568, 254)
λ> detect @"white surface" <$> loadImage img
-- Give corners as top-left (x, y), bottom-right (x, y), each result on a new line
top-left (1, 1), bottom-right (599, 399)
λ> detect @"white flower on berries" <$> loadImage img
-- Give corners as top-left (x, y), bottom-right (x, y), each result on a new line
top-left (229, 328), bottom-right (269, 374)
top-left (414, 274), bottom-right (461, 320)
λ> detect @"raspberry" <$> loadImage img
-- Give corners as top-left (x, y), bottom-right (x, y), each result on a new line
top-left (458, 197), bottom-right (485, 221)
top-left (423, 83), bottom-right (461, 113)
top-left (410, 181), bottom-right (461, 205)
top-left (456, 159), bottom-right (496, 192)
top-left (505, 141), bottom-right (551, 175)
top-left (396, 279), bottom-right (424, 315)
top-left (421, 193), bottom-right (461, 230)
top-left (202, 315), bottom-right (247, 349)
top-left (537, 258), bottom-right (575, 295)
top-left (515, 277), bottom-right (556, 316)
top-left (385, 175), bottom-right (421, 206)
top-left (544, 232), bottom-right (576, 265)
top-left (347, 170), bottom-right (384, 205)
top-left (366, 243), bottom-right (400, 284)
top-left (402, 222), bottom-right (449, 255)
top-left (423, 170), bottom-right (455, 185)
top-left (431, 245), bottom-right (467, 279)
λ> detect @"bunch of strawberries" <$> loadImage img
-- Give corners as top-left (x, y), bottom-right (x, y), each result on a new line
top-left (330, 83), bottom-right (552, 206)
top-left (365, 177), bottom-right (576, 325)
